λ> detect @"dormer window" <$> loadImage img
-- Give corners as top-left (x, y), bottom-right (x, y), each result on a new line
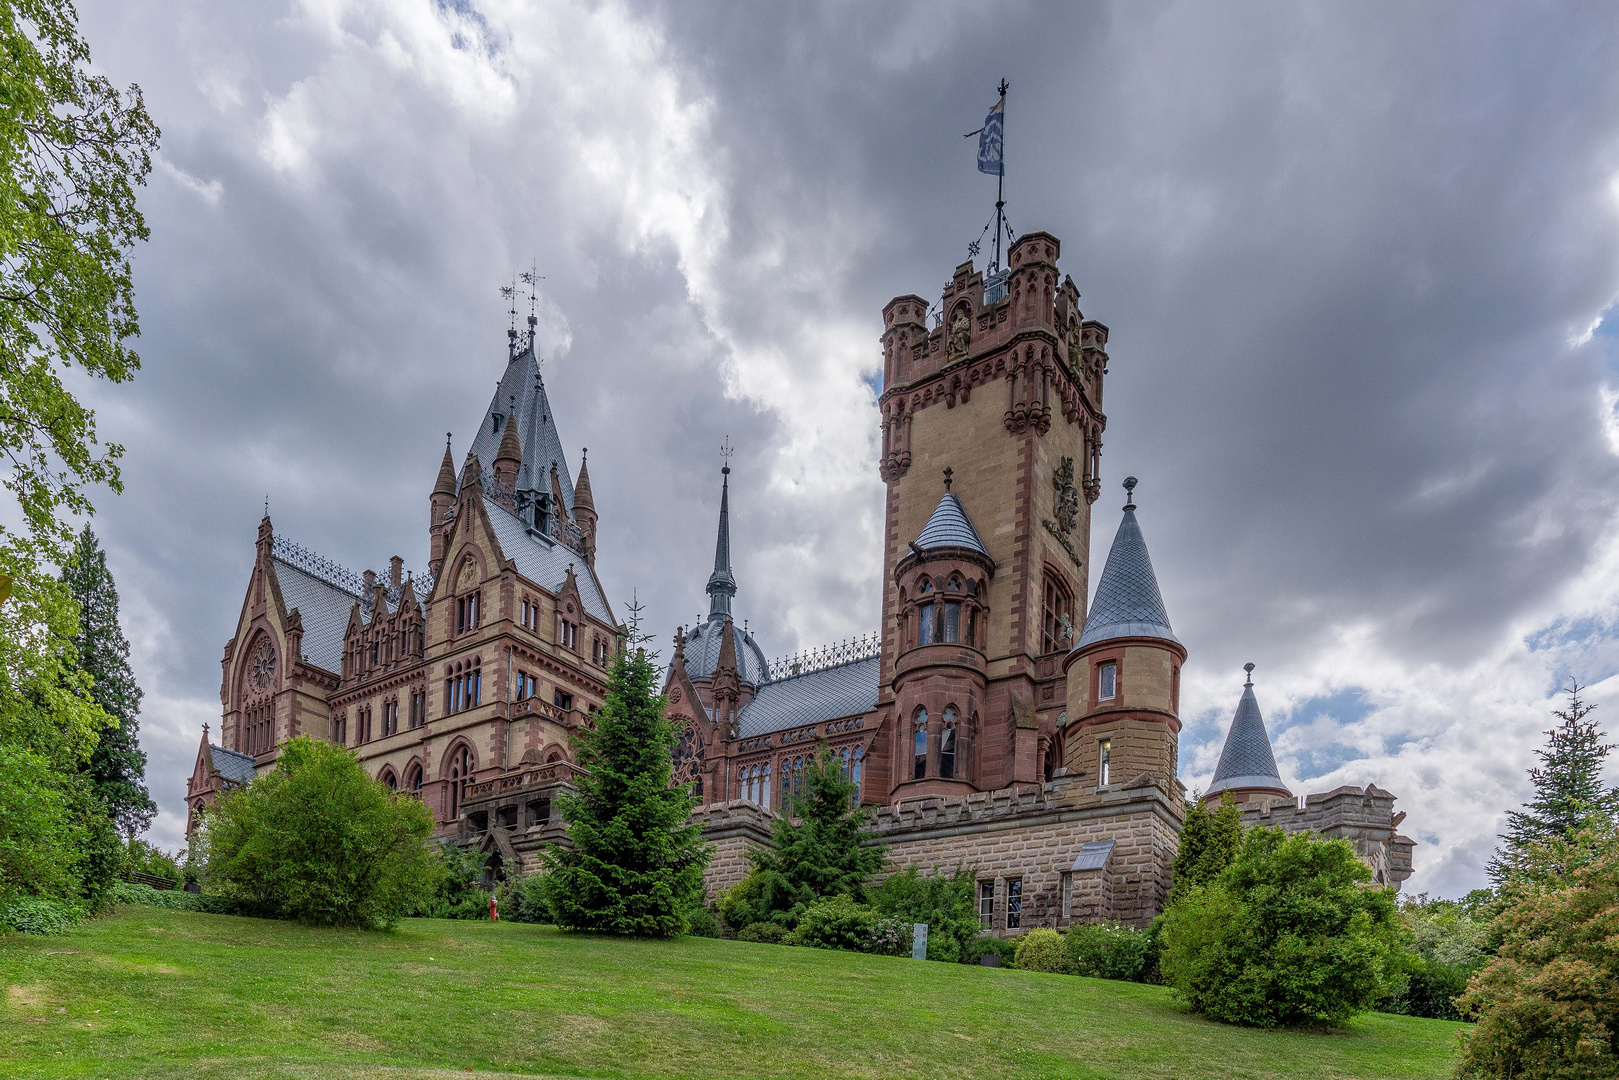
top-left (492, 413), bottom-right (503, 433)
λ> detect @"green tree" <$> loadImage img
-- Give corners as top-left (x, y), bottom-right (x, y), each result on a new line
top-left (870, 865), bottom-right (979, 962)
top-left (1490, 681), bottom-right (1619, 885)
top-left (1159, 826), bottom-right (1406, 1026)
top-left (0, 0), bottom-right (158, 560)
top-left (1458, 822), bottom-right (1619, 1079)
top-left (1171, 793), bottom-right (1243, 902)
top-left (745, 743), bottom-right (886, 927)
top-left (197, 737), bottom-right (436, 929)
top-left (61, 524), bottom-right (151, 837)
top-left (540, 628), bottom-right (710, 937)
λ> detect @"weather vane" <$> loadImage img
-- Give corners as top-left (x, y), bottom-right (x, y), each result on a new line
top-left (720, 436), bottom-right (733, 475)
top-left (520, 262), bottom-right (544, 323)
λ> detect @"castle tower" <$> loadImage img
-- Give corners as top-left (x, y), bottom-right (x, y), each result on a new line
top-left (876, 232), bottom-right (1109, 799)
top-left (429, 436), bottom-right (457, 577)
top-left (1202, 664), bottom-right (1291, 804)
top-left (572, 450), bottom-right (598, 566)
top-left (681, 463), bottom-right (767, 698)
top-left (1061, 478), bottom-right (1185, 797)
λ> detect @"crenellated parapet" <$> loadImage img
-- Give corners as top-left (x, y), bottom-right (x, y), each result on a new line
top-left (1237, 783), bottom-right (1416, 889)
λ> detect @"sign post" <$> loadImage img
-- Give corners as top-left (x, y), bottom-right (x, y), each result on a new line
top-left (911, 922), bottom-right (928, 960)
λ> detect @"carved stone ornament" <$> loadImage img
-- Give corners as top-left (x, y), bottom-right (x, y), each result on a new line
top-left (249, 639), bottom-right (277, 692)
top-left (948, 306), bottom-right (970, 363)
top-left (1041, 457), bottom-right (1085, 571)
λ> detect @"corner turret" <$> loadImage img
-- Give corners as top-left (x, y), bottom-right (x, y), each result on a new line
top-left (429, 434), bottom-right (456, 577)
top-left (572, 449), bottom-right (597, 566)
top-left (1202, 664), bottom-right (1291, 804)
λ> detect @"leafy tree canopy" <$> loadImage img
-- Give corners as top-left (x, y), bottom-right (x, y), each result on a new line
top-left (197, 737), bottom-right (436, 929)
top-left (540, 622), bottom-right (710, 937)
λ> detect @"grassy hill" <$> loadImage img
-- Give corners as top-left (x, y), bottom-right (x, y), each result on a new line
top-left (1, 906), bottom-right (1463, 1080)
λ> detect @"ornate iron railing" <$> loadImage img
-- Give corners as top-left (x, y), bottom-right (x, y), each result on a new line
top-left (270, 536), bottom-right (433, 608)
top-left (763, 631), bottom-right (880, 684)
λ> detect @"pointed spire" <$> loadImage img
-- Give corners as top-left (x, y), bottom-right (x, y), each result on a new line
top-left (494, 399), bottom-right (522, 468)
top-left (706, 460), bottom-right (737, 618)
top-left (572, 448), bottom-right (596, 515)
top-left (434, 434), bottom-right (457, 496)
top-left (915, 489), bottom-right (989, 557)
top-left (1075, 477), bottom-right (1177, 649)
top-left (1204, 664), bottom-right (1291, 802)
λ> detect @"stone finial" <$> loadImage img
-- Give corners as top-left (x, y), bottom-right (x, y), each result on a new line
top-left (1123, 475), bottom-right (1138, 510)
top-left (1244, 661), bottom-right (1255, 686)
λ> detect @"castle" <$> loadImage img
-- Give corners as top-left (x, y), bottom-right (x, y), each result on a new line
top-left (187, 231), bottom-right (1414, 930)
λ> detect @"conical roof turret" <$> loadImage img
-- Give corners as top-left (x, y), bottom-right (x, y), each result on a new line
top-left (1204, 663), bottom-right (1291, 802)
top-left (494, 408), bottom-right (523, 468)
top-left (1076, 477), bottom-right (1178, 649)
top-left (706, 463), bottom-right (737, 617)
top-left (573, 450), bottom-right (596, 515)
top-left (433, 436), bottom-right (458, 496)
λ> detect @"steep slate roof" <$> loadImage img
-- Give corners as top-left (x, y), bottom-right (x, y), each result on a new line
top-left (1205, 673), bottom-right (1291, 799)
top-left (481, 496), bottom-right (613, 625)
top-left (270, 558), bottom-right (360, 674)
top-left (683, 616), bottom-right (769, 685)
top-left (915, 492), bottom-right (989, 556)
top-left (706, 466), bottom-right (737, 614)
top-left (468, 341), bottom-right (576, 513)
top-left (208, 744), bottom-right (259, 784)
top-left (1075, 498), bottom-right (1178, 649)
top-left (734, 655), bottom-right (881, 738)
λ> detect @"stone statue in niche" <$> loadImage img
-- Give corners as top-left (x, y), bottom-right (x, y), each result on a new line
top-left (948, 306), bottom-right (970, 363)
top-left (1053, 457), bottom-right (1079, 536)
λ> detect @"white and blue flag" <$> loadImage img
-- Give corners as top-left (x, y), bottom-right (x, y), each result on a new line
top-left (976, 96), bottom-right (1004, 176)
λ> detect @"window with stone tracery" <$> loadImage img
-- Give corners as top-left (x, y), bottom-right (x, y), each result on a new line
top-left (913, 710), bottom-right (929, 780)
top-left (1042, 570), bottom-right (1075, 655)
top-left (940, 707), bottom-right (958, 780)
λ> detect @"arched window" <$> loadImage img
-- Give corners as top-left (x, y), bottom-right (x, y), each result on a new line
top-left (851, 746), bottom-right (864, 806)
top-left (760, 763), bottom-right (771, 808)
top-left (918, 601), bottom-right (935, 646)
top-left (940, 706), bottom-right (958, 780)
top-left (379, 768), bottom-right (398, 791)
top-left (403, 761), bottom-right (423, 795)
top-left (913, 709), bottom-right (928, 780)
top-left (1042, 570), bottom-right (1076, 654)
top-left (742, 766), bottom-right (755, 804)
top-left (447, 744), bottom-right (473, 820)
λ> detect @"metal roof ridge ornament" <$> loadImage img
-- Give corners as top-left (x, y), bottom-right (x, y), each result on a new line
top-left (270, 535), bottom-right (432, 605)
top-left (762, 630), bottom-right (881, 684)
top-left (1123, 474), bottom-right (1137, 511)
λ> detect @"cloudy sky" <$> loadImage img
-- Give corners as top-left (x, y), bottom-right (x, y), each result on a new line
top-left (64, 0), bottom-right (1619, 895)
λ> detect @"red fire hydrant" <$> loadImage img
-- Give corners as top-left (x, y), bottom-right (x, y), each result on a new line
top-left (489, 894), bottom-right (499, 922)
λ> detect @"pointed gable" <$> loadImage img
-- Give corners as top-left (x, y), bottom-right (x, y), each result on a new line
top-left (468, 343), bottom-right (576, 513)
top-left (1206, 666), bottom-right (1290, 800)
top-left (915, 493), bottom-right (988, 556)
top-left (1076, 480), bottom-right (1177, 649)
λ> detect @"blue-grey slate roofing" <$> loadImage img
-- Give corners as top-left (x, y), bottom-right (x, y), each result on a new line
top-left (1070, 840), bottom-right (1115, 871)
top-left (683, 615), bottom-right (768, 685)
top-left (468, 344), bottom-right (576, 512)
top-left (1205, 680), bottom-right (1290, 798)
top-left (210, 744), bottom-right (259, 784)
top-left (482, 496), bottom-right (613, 625)
top-left (1075, 506), bottom-right (1179, 649)
top-left (915, 493), bottom-right (988, 556)
top-left (734, 655), bottom-right (880, 738)
top-left (271, 557), bottom-right (360, 674)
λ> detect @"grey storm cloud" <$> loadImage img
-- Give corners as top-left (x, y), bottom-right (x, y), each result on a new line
top-left (65, 0), bottom-right (1619, 894)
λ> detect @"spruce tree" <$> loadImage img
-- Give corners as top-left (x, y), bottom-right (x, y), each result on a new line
top-left (61, 524), bottom-right (153, 838)
top-left (1489, 680), bottom-right (1619, 884)
top-left (540, 614), bottom-right (710, 937)
top-left (750, 743), bottom-right (886, 926)
top-left (1171, 793), bottom-right (1244, 903)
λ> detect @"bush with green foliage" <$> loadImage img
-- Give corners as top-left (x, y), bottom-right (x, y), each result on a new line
top-left (1067, 920), bottom-right (1157, 981)
top-left (196, 737), bottom-right (436, 928)
top-left (1171, 794), bottom-right (1243, 902)
top-left (0, 744), bottom-right (88, 901)
top-left (540, 631), bottom-right (709, 937)
top-left (737, 921), bottom-right (789, 944)
top-left (686, 905), bottom-right (721, 938)
top-left (739, 745), bottom-right (885, 929)
top-left (1013, 928), bottom-right (1067, 972)
top-left (962, 935), bottom-right (1018, 966)
top-left (106, 880), bottom-right (248, 915)
top-left (408, 844), bottom-right (491, 920)
top-left (1457, 822), bottom-right (1618, 1079)
top-left (716, 866), bottom-right (766, 933)
top-left (1159, 826), bottom-right (1406, 1026)
top-left (1380, 892), bottom-right (1490, 1020)
top-left (0, 894), bottom-right (82, 935)
top-left (494, 873), bottom-right (550, 924)
top-left (870, 865), bottom-right (979, 962)
top-left (122, 837), bottom-right (184, 887)
top-left (785, 895), bottom-right (897, 953)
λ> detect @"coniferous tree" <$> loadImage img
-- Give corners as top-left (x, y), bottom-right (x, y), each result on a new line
top-left (748, 743), bottom-right (886, 927)
top-left (61, 525), bottom-right (153, 838)
top-left (540, 615), bottom-right (710, 937)
top-left (1170, 793), bottom-right (1243, 903)
top-left (1489, 680), bottom-right (1619, 885)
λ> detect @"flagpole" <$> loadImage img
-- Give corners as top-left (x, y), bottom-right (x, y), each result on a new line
top-left (994, 78), bottom-right (1008, 271)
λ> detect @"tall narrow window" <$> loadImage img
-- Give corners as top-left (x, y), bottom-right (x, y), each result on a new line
top-left (1007, 879), bottom-right (1023, 930)
top-left (554, 688), bottom-right (573, 711)
top-left (918, 602), bottom-right (935, 646)
top-left (851, 746), bottom-right (864, 806)
top-left (940, 707), bottom-right (958, 780)
top-left (448, 745), bottom-right (472, 820)
top-left (760, 763), bottom-right (771, 808)
top-left (1098, 660), bottom-right (1117, 701)
top-left (1042, 572), bottom-right (1075, 654)
top-left (1062, 873), bottom-right (1073, 919)
top-left (913, 710), bottom-right (928, 780)
top-left (944, 602), bottom-right (961, 643)
top-left (979, 881), bottom-right (995, 928)
top-left (1098, 737), bottom-right (1111, 787)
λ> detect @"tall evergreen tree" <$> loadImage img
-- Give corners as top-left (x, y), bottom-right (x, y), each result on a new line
top-left (540, 614), bottom-right (710, 937)
top-left (750, 743), bottom-right (887, 926)
top-left (61, 524), bottom-right (152, 837)
top-left (1489, 680), bottom-right (1619, 885)
top-left (1170, 793), bottom-right (1244, 903)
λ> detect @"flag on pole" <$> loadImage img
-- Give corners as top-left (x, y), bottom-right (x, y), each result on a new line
top-left (975, 95), bottom-right (1004, 176)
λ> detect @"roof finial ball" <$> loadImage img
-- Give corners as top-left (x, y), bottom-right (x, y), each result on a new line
top-left (943, 466), bottom-right (953, 492)
top-left (1244, 661), bottom-right (1255, 686)
top-left (1123, 475), bottom-right (1138, 510)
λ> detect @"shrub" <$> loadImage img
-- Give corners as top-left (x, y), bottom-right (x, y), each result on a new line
top-left (0, 894), bottom-right (81, 935)
top-left (123, 838), bottom-right (183, 887)
top-left (407, 844), bottom-right (490, 920)
top-left (686, 905), bottom-right (721, 938)
top-left (962, 935), bottom-right (1018, 966)
top-left (866, 913), bottom-right (913, 957)
top-left (1013, 928), bottom-right (1067, 972)
top-left (0, 745), bottom-right (87, 901)
top-left (1159, 826), bottom-right (1405, 1026)
top-left (495, 873), bottom-right (551, 924)
top-left (716, 867), bottom-right (766, 933)
top-left (1171, 794), bottom-right (1243, 903)
top-left (196, 737), bottom-right (436, 929)
top-left (738, 921), bottom-right (788, 944)
top-left (1457, 823), bottom-right (1619, 1079)
top-left (871, 865), bottom-right (979, 962)
top-left (1067, 921), bottom-right (1156, 982)
top-left (783, 895), bottom-right (912, 956)
top-left (1379, 892), bottom-right (1489, 1020)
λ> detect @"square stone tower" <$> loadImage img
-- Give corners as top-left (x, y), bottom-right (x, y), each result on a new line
top-left (872, 233), bottom-right (1111, 801)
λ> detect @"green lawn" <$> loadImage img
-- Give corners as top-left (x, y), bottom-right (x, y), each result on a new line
top-left (1, 906), bottom-right (1464, 1080)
